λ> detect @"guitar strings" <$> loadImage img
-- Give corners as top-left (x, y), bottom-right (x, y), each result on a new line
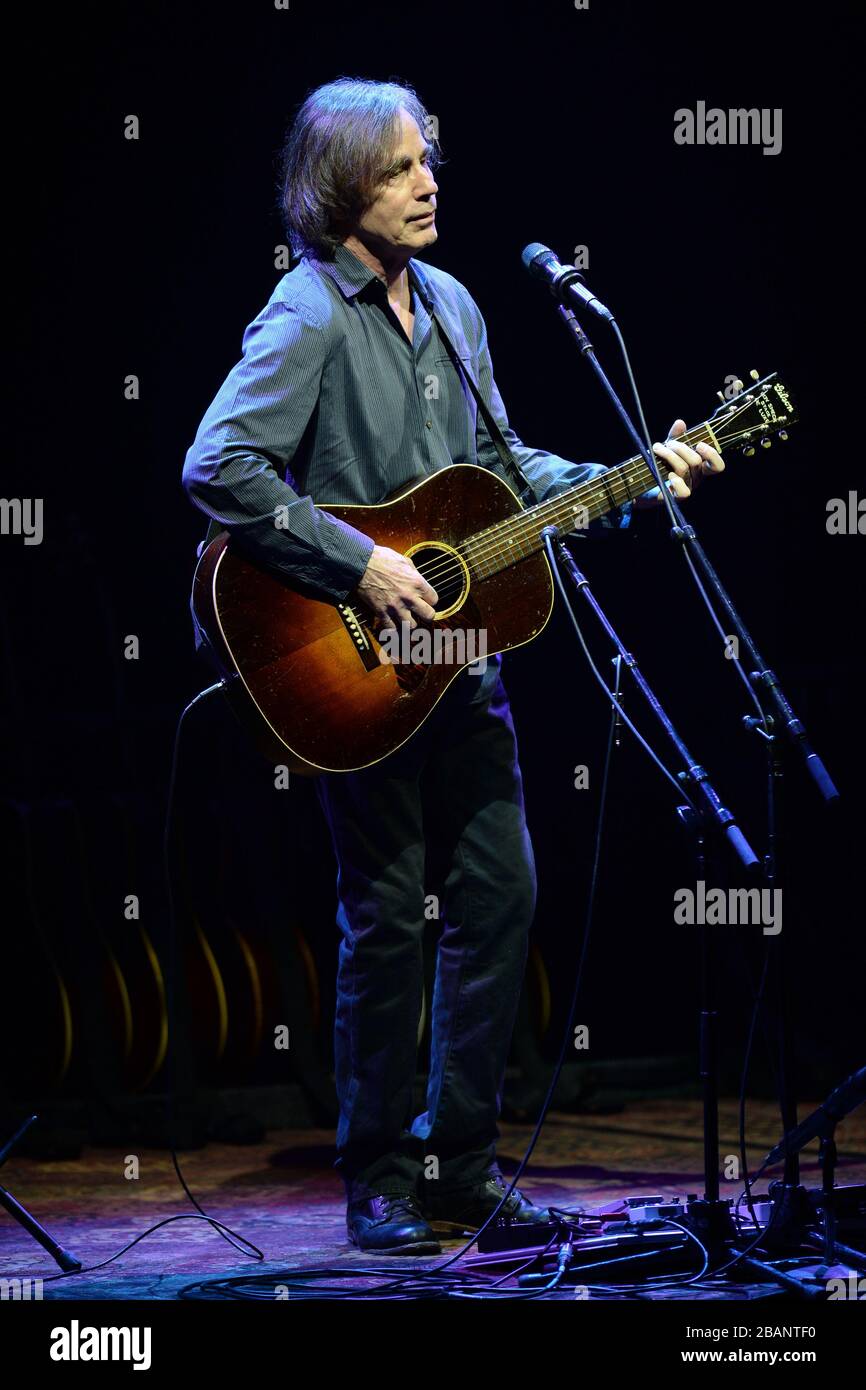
top-left (412, 455), bottom-right (655, 588)
top-left (406, 409), bottom-right (760, 591)
top-left (350, 402), bottom-right (768, 636)
top-left (352, 458), bottom-right (651, 636)
top-left (452, 387), bottom-right (769, 570)
top-left (458, 423), bottom-right (723, 563)
top-left (408, 453), bottom-right (664, 591)
top-left (413, 424), bottom-right (715, 588)
top-left (346, 390), bottom-right (768, 601)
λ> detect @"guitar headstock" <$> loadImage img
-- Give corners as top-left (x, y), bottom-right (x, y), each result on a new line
top-left (707, 369), bottom-right (797, 455)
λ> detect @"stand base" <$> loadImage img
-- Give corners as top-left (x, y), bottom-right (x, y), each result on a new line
top-left (759, 1182), bottom-right (815, 1252)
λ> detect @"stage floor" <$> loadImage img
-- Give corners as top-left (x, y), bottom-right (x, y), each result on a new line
top-left (2, 1096), bottom-right (864, 1300)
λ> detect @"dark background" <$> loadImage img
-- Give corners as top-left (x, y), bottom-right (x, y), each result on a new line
top-left (5, 0), bottom-right (863, 1134)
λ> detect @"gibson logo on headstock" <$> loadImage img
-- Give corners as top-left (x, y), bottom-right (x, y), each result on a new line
top-left (772, 382), bottom-right (793, 413)
top-left (752, 380), bottom-right (793, 427)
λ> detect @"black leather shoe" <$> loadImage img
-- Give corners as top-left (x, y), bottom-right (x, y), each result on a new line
top-left (424, 1173), bottom-right (550, 1233)
top-left (347, 1193), bottom-right (441, 1254)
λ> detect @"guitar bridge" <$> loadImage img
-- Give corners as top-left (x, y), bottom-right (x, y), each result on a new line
top-left (337, 602), bottom-right (379, 671)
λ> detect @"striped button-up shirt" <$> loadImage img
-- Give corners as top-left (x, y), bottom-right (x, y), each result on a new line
top-left (183, 243), bottom-right (628, 603)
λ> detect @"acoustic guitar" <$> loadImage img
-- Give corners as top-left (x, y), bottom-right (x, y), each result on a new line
top-left (192, 372), bottom-right (796, 774)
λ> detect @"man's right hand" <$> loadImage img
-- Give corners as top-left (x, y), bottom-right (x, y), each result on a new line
top-left (356, 544), bottom-right (438, 628)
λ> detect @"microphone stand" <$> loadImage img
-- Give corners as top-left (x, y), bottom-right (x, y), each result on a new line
top-left (546, 534), bottom-right (760, 1261)
top-left (0, 1115), bottom-right (82, 1272)
top-left (759, 1066), bottom-right (866, 1273)
top-left (554, 302), bottom-right (838, 807)
top-left (538, 298), bottom-right (839, 1287)
top-left (751, 714), bottom-right (805, 1247)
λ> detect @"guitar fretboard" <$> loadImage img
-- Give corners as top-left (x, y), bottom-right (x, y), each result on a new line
top-left (462, 423), bottom-right (716, 579)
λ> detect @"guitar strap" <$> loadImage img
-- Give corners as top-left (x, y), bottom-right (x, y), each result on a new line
top-left (427, 302), bottom-right (535, 505)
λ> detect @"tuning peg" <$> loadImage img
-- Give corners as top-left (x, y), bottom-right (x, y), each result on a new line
top-left (749, 369), bottom-right (760, 381)
top-left (744, 446), bottom-right (756, 457)
top-left (778, 430), bottom-right (788, 441)
top-left (760, 437), bottom-right (772, 449)
top-left (733, 377), bottom-right (744, 395)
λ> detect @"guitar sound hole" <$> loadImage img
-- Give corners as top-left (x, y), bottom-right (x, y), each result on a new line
top-left (407, 543), bottom-right (468, 617)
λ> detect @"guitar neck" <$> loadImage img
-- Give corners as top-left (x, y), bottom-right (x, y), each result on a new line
top-left (464, 421), bottom-right (717, 579)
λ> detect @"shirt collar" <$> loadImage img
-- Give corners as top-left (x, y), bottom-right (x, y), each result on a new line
top-left (311, 242), bottom-right (380, 299)
top-left (407, 257), bottom-right (436, 311)
top-left (313, 242), bottom-right (436, 311)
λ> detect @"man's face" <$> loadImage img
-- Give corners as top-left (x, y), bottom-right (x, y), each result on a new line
top-left (355, 108), bottom-right (438, 257)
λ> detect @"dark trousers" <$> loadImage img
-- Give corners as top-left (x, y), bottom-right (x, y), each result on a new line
top-left (314, 656), bottom-right (536, 1201)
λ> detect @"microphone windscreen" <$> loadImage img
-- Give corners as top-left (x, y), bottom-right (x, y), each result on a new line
top-left (521, 242), bottom-right (552, 273)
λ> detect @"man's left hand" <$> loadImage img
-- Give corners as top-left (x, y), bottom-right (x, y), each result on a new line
top-left (635, 418), bottom-right (725, 508)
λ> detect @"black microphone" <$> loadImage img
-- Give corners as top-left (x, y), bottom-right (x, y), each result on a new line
top-left (521, 242), bottom-right (614, 322)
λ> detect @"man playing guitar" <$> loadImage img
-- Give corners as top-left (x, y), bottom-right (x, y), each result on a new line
top-left (183, 77), bottom-right (724, 1254)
